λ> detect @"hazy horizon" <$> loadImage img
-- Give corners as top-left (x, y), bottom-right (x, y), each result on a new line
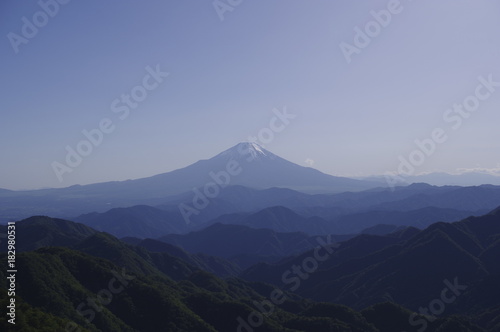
top-left (2, 0), bottom-right (500, 190)
top-left (2, 140), bottom-right (500, 191)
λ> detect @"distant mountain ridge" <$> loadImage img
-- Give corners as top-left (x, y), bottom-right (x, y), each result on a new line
top-left (200, 205), bottom-right (479, 235)
top-left (0, 142), bottom-right (379, 222)
top-left (362, 171), bottom-right (500, 186)
top-left (74, 205), bottom-right (188, 238)
top-left (66, 183), bottom-right (498, 239)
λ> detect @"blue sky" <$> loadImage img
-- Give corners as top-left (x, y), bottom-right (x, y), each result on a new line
top-left (1, 0), bottom-right (500, 190)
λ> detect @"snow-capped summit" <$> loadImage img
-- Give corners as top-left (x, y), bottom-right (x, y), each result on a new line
top-left (215, 142), bottom-right (274, 162)
top-left (200, 142), bottom-right (375, 193)
top-left (244, 142), bottom-right (265, 156)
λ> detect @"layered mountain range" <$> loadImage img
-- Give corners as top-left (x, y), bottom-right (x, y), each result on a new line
top-left (1, 207), bottom-right (499, 331)
top-left (2, 143), bottom-right (500, 331)
top-left (0, 143), bottom-right (379, 222)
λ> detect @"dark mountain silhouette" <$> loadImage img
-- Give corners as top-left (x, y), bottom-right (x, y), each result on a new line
top-left (74, 205), bottom-right (188, 238)
top-left (240, 207), bottom-right (500, 330)
top-left (200, 206), bottom-right (333, 235)
top-left (199, 205), bottom-right (479, 235)
top-left (0, 216), bottom-right (97, 252)
top-left (158, 183), bottom-right (494, 226)
top-left (159, 223), bottom-right (325, 264)
top-left (67, 192), bottom-right (483, 239)
top-left (360, 224), bottom-right (406, 235)
top-left (327, 206), bottom-right (478, 234)
top-left (0, 215), bottom-right (485, 332)
top-left (122, 237), bottom-right (242, 277)
top-left (157, 184), bottom-right (350, 225)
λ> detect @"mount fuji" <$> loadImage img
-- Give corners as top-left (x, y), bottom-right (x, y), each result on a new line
top-left (84, 142), bottom-right (378, 197)
top-left (193, 142), bottom-right (377, 193)
top-left (0, 142), bottom-right (380, 221)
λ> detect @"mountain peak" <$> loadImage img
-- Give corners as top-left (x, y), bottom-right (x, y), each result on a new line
top-left (215, 142), bottom-right (272, 161)
top-left (236, 141), bottom-right (265, 152)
